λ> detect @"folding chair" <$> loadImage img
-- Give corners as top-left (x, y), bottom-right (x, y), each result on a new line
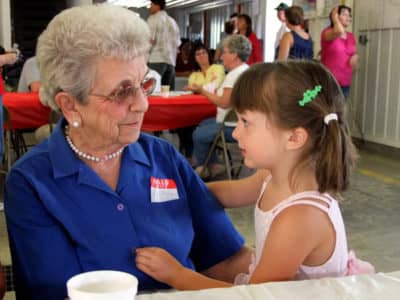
top-left (2, 106), bottom-right (14, 172)
top-left (200, 109), bottom-right (243, 180)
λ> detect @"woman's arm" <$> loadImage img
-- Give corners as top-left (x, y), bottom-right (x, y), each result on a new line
top-left (0, 53), bottom-right (17, 67)
top-left (349, 53), bottom-right (358, 69)
top-left (324, 7), bottom-right (346, 41)
top-left (200, 86), bottom-right (231, 108)
top-left (277, 32), bottom-right (293, 60)
top-left (207, 169), bottom-right (268, 208)
top-left (5, 170), bottom-right (82, 299)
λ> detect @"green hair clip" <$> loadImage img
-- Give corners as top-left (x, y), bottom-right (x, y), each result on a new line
top-left (298, 85), bottom-right (322, 107)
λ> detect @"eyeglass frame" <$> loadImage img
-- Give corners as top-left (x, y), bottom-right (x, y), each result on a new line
top-left (88, 76), bottom-right (157, 104)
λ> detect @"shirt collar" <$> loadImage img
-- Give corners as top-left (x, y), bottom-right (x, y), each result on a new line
top-left (49, 118), bottom-right (151, 179)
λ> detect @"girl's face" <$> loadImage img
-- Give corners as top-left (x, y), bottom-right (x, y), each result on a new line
top-left (232, 110), bottom-right (289, 170)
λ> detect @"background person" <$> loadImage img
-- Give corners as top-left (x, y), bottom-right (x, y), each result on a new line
top-left (136, 61), bottom-right (374, 289)
top-left (17, 56), bottom-right (41, 92)
top-left (277, 6), bottom-right (313, 60)
top-left (321, 5), bottom-right (357, 98)
top-left (176, 42), bottom-right (225, 163)
top-left (147, 0), bottom-right (181, 90)
top-left (214, 21), bottom-right (235, 63)
top-left (274, 2), bottom-right (289, 58)
top-left (237, 14), bottom-right (263, 65)
top-left (0, 51), bottom-right (17, 94)
top-left (4, 5), bottom-right (252, 300)
top-left (187, 35), bottom-right (251, 178)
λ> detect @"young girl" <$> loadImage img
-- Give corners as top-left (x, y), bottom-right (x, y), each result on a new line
top-left (135, 61), bottom-right (373, 290)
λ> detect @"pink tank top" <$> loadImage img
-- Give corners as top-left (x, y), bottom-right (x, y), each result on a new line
top-left (235, 177), bottom-right (348, 284)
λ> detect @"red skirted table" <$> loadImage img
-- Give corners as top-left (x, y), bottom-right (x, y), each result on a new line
top-left (2, 92), bottom-right (216, 131)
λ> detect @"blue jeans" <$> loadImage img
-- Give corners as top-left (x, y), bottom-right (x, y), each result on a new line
top-left (341, 86), bottom-right (350, 99)
top-left (193, 117), bottom-right (235, 166)
top-left (148, 63), bottom-right (176, 90)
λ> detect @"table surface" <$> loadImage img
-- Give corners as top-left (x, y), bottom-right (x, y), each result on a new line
top-left (2, 92), bottom-right (216, 131)
top-left (136, 271), bottom-right (400, 300)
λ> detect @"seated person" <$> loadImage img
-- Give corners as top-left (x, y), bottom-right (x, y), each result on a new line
top-left (4, 5), bottom-right (252, 300)
top-left (186, 35), bottom-right (251, 177)
top-left (187, 42), bottom-right (225, 93)
top-left (17, 56), bottom-right (41, 92)
top-left (176, 42), bottom-right (225, 161)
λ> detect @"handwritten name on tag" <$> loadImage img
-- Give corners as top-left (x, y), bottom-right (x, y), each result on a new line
top-left (150, 176), bottom-right (179, 203)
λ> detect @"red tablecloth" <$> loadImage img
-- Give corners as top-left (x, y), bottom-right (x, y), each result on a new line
top-left (142, 94), bottom-right (216, 131)
top-left (3, 92), bottom-right (51, 129)
top-left (2, 92), bottom-right (216, 131)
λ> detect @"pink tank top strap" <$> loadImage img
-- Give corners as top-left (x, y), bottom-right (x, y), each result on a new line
top-left (272, 192), bottom-right (333, 217)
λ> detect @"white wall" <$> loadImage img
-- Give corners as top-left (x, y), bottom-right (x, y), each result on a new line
top-left (0, 0), bottom-right (11, 49)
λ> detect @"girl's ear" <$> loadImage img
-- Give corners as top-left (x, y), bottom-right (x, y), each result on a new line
top-left (286, 127), bottom-right (309, 150)
top-left (54, 92), bottom-right (82, 126)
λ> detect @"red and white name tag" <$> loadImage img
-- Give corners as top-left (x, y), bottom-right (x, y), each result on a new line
top-left (150, 176), bottom-right (179, 203)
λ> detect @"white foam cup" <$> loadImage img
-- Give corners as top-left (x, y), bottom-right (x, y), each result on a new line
top-left (161, 85), bottom-right (170, 97)
top-left (67, 270), bottom-right (138, 300)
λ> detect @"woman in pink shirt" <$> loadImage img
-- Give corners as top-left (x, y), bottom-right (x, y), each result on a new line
top-left (321, 5), bottom-right (357, 98)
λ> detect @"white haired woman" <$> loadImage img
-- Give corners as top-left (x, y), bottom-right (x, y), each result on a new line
top-left (189, 34), bottom-right (251, 177)
top-left (4, 5), bottom-right (252, 300)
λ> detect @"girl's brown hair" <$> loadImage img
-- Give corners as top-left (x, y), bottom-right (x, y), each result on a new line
top-left (231, 61), bottom-right (357, 194)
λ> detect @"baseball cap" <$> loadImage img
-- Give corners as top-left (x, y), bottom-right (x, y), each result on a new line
top-left (275, 3), bottom-right (289, 10)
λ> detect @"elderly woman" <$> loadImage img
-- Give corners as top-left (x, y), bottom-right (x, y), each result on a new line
top-left (321, 5), bottom-right (357, 98)
top-left (4, 5), bottom-right (251, 300)
top-left (189, 35), bottom-right (251, 177)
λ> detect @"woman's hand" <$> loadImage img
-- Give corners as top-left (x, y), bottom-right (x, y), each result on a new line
top-left (136, 247), bottom-right (185, 286)
top-left (185, 84), bottom-right (202, 94)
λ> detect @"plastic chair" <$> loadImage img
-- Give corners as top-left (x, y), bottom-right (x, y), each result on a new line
top-left (200, 109), bottom-right (243, 180)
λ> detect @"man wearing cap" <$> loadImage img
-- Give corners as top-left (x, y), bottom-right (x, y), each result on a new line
top-left (147, 0), bottom-right (181, 90)
top-left (274, 2), bottom-right (289, 58)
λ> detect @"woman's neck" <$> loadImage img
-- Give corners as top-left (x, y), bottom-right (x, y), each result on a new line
top-left (66, 126), bottom-right (124, 162)
top-left (200, 64), bottom-right (210, 74)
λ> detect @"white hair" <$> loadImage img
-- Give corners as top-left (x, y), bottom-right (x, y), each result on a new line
top-left (36, 4), bottom-right (151, 110)
top-left (223, 34), bottom-right (252, 63)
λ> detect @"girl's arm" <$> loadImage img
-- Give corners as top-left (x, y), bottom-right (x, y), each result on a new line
top-left (136, 247), bottom-right (232, 290)
top-left (249, 204), bottom-right (333, 283)
top-left (207, 169), bottom-right (268, 208)
top-left (277, 32), bottom-right (293, 60)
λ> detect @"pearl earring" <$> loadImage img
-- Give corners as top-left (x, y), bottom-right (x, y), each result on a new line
top-left (72, 121), bottom-right (80, 128)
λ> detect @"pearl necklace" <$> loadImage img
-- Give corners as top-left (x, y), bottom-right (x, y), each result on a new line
top-left (65, 127), bottom-right (124, 163)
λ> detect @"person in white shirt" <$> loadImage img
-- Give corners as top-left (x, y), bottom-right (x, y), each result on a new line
top-left (274, 2), bottom-right (289, 59)
top-left (147, 0), bottom-right (180, 90)
top-left (17, 56), bottom-right (41, 92)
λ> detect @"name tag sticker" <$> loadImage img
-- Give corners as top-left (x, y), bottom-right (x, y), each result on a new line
top-left (150, 176), bottom-right (179, 203)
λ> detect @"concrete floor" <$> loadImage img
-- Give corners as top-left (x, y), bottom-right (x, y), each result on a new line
top-left (1, 140), bottom-right (399, 299)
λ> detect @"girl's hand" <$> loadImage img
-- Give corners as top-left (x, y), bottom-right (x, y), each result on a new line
top-left (136, 247), bottom-right (185, 286)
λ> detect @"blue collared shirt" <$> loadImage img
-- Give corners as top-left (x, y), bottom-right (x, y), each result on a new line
top-left (5, 119), bottom-right (244, 300)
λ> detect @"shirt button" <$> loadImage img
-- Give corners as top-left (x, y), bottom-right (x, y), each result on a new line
top-left (117, 203), bottom-right (124, 211)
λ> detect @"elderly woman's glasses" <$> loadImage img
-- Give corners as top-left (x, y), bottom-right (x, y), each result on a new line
top-left (89, 77), bottom-right (156, 103)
